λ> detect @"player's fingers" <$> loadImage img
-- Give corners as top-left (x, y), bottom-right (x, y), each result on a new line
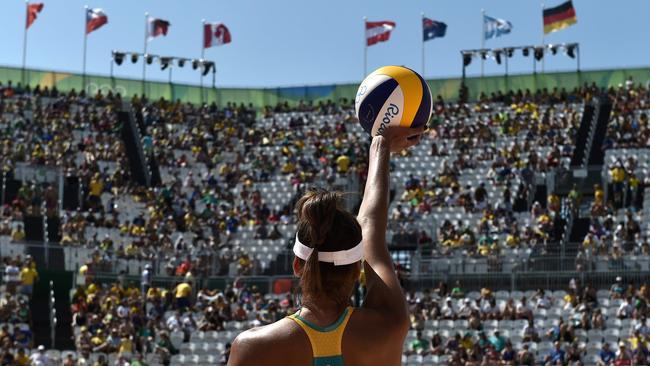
top-left (405, 127), bottom-right (426, 138)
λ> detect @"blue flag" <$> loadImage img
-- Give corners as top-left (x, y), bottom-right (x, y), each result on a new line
top-left (484, 15), bottom-right (512, 40)
top-left (423, 17), bottom-right (447, 41)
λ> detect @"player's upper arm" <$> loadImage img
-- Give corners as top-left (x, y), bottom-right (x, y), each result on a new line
top-left (227, 332), bottom-right (257, 366)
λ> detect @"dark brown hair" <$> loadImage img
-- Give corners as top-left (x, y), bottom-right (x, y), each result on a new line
top-left (295, 188), bottom-right (362, 304)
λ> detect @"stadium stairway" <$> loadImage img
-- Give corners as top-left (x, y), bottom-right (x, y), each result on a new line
top-left (570, 103), bottom-right (595, 167)
top-left (587, 96), bottom-right (613, 166)
top-left (118, 105), bottom-right (151, 187)
top-left (134, 108), bottom-right (161, 186)
top-left (31, 277), bottom-right (51, 348)
top-left (569, 217), bottom-right (590, 243)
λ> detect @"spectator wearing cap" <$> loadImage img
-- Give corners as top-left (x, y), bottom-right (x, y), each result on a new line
top-left (616, 342), bottom-right (632, 366)
top-left (458, 299), bottom-right (475, 319)
top-left (141, 264), bottom-right (152, 300)
top-left (597, 343), bottom-right (616, 366)
top-left (29, 345), bottom-right (47, 366)
top-left (611, 277), bottom-right (626, 299)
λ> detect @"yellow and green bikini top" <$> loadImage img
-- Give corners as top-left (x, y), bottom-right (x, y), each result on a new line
top-left (288, 306), bottom-right (354, 366)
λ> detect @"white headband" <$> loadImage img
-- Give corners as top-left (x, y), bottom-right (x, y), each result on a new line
top-left (293, 233), bottom-right (363, 266)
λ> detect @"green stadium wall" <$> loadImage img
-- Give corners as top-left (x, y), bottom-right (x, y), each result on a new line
top-left (1, 65), bottom-right (650, 108)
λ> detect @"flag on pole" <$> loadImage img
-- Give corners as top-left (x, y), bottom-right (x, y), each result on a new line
top-left (365, 20), bottom-right (396, 46)
top-left (484, 15), bottom-right (512, 40)
top-left (423, 17), bottom-right (447, 41)
top-left (86, 8), bottom-right (108, 34)
top-left (204, 23), bottom-right (231, 48)
top-left (147, 17), bottom-right (170, 41)
top-left (543, 0), bottom-right (577, 34)
top-left (26, 3), bottom-right (44, 29)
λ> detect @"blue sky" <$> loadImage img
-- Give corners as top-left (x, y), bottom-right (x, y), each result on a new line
top-left (1, 0), bottom-right (648, 87)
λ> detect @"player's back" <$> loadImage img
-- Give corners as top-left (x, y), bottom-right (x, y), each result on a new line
top-left (228, 307), bottom-right (405, 366)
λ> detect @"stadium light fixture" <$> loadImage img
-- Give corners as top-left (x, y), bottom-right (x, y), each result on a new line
top-left (462, 52), bottom-right (473, 67)
top-left (534, 47), bottom-right (544, 61)
top-left (202, 61), bottom-right (215, 76)
top-left (112, 51), bottom-right (125, 66)
top-left (160, 57), bottom-right (172, 71)
top-left (565, 43), bottom-right (577, 59)
top-left (493, 49), bottom-right (502, 65)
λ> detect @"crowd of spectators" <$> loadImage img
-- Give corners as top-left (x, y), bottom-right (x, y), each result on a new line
top-left (69, 276), bottom-right (296, 365)
top-left (0, 254), bottom-right (39, 365)
top-left (404, 277), bottom-right (650, 366)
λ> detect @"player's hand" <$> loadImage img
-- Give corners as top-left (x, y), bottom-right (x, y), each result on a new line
top-left (377, 126), bottom-right (426, 153)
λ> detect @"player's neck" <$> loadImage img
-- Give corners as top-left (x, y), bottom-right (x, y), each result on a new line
top-left (299, 295), bottom-right (349, 326)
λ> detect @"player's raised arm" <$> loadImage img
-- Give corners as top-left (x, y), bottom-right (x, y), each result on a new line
top-left (357, 126), bottom-right (424, 327)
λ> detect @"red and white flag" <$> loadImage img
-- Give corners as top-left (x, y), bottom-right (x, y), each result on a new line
top-left (203, 22), bottom-right (231, 48)
top-left (365, 20), bottom-right (396, 46)
top-left (86, 8), bottom-right (108, 34)
top-left (147, 17), bottom-right (170, 41)
top-left (26, 3), bottom-right (44, 29)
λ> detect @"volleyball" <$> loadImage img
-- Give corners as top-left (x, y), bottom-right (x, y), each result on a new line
top-left (355, 65), bottom-right (433, 136)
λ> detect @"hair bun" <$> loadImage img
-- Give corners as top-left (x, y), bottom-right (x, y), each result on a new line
top-left (296, 189), bottom-right (340, 248)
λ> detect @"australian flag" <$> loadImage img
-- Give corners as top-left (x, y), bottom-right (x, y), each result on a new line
top-left (423, 17), bottom-right (447, 41)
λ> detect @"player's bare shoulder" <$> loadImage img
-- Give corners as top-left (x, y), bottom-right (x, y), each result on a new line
top-left (228, 318), bottom-right (310, 366)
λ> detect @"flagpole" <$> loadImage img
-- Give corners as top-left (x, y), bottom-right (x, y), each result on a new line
top-left (421, 12), bottom-right (425, 77)
top-left (363, 16), bottom-right (367, 78)
top-left (142, 12), bottom-right (149, 97)
top-left (480, 9), bottom-right (485, 77)
top-left (82, 5), bottom-right (88, 92)
top-left (200, 19), bottom-right (205, 104)
top-left (541, 2), bottom-right (545, 73)
top-left (22, 0), bottom-right (29, 86)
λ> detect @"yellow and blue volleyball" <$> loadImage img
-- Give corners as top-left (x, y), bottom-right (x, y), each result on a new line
top-left (355, 66), bottom-right (433, 136)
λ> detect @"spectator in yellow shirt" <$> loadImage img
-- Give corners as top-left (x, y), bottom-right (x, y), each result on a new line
top-left (174, 282), bottom-right (192, 309)
top-left (20, 263), bottom-right (38, 296)
top-left (336, 154), bottom-right (351, 173)
top-left (11, 225), bottom-right (25, 242)
top-left (14, 348), bottom-right (29, 366)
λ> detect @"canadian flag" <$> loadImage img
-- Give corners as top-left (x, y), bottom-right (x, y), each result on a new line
top-left (86, 8), bottom-right (108, 34)
top-left (147, 17), bottom-right (170, 41)
top-left (365, 20), bottom-right (396, 46)
top-left (204, 22), bottom-right (231, 48)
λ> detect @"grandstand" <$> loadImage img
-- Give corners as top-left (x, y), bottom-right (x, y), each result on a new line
top-left (0, 62), bottom-right (649, 366)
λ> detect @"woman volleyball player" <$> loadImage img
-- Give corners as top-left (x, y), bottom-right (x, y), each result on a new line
top-left (228, 126), bottom-right (425, 366)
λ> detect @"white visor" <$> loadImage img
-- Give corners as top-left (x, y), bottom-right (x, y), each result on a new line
top-left (293, 233), bottom-right (363, 266)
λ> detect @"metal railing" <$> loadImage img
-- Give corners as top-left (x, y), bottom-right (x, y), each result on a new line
top-left (49, 280), bottom-right (56, 348)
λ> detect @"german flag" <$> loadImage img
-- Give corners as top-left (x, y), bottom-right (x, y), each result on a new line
top-left (543, 0), bottom-right (577, 34)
